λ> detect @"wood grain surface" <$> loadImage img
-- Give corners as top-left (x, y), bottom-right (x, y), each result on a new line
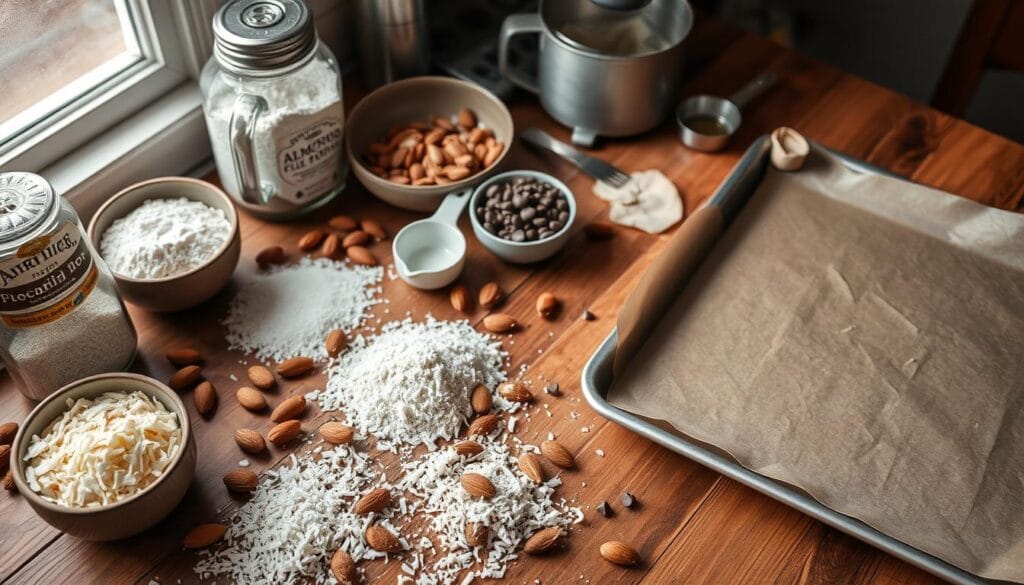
top-left (1, 17), bottom-right (1021, 585)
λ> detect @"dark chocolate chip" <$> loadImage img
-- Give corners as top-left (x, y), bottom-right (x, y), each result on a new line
top-left (545, 383), bottom-right (560, 396)
top-left (620, 492), bottom-right (637, 508)
top-left (582, 309), bottom-right (595, 321)
top-left (597, 501), bottom-right (612, 517)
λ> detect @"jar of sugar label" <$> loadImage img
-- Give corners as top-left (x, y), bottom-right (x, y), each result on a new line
top-left (201, 0), bottom-right (347, 220)
top-left (0, 172), bottom-right (137, 400)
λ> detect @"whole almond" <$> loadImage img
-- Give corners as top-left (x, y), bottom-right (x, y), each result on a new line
top-left (354, 487), bottom-right (391, 515)
top-left (247, 365), bottom-right (275, 390)
top-left (470, 384), bottom-right (492, 414)
top-left (483, 313), bottom-right (517, 333)
top-left (365, 525), bottom-right (402, 552)
top-left (328, 215), bottom-right (359, 231)
top-left (271, 395), bottom-right (306, 422)
top-left (234, 429), bottom-right (266, 454)
top-left (585, 221), bottom-right (615, 240)
top-left (478, 282), bottom-right (502, 309)
top-left (342, 230), bottom-right (371, 248)
top-left (319, 421), bottom-right (354, 445)
top-left (518, 453), bottom-right (545, 484)
top-left (465, 522), bottom-right (489, 547)
top-left (165, 347), bottom-right (202, 367)
top-left (183, 523), bottom-right (226, 549)
top-left (454, 440), bottom-right (484, 457)
top-left (255, 245), bottom-right (286, 267)
top-left (523, 526), bottom-right (563, 555)
top-left (321, 233), bottom-right (341, 258)
top-left (497, 381), bottom-right (532, 402)
top-left (223, 469), bottom-right (259, 493)
top-left (361, 219), bottom-right (387, 240)
top-left (467, 413), bottom-right (499, 437)
top-left (325, 329), bottom-right (348, 358)
top-left (449, 284), bottom-right (471, 313)
top-left (330, 549), bottom-right (357, 584)
top-left (347, 245), bottom-right (377, 266)
top-left (0, 444), bottom-right (9, 473)
top-left (0, 422), bottom-right (17, 445)
top-left (457, 108), bottom-right (476, 129)
top-left (536, 292), bottom-right (559, 319)
top-left (460, 473), bottom-right (496, 499)
top-left (277, 356), bottom-right (314, 378)
top-left (298, 229), bottom-right (327, 251)
top-left (193, 381), bottom-right (217, 417)
top-left (168, 365), bottom-right (202, 392)
top-left (268, 420), bottom-right (302, 446)
top-left (600, 541), bottom-right (641, 567)
top-left (541, 440), bottom-right (575, 469)
top-left (236, 387), bottom-right (267, 412)
top-left (3, 469), bottom-right (15, 493)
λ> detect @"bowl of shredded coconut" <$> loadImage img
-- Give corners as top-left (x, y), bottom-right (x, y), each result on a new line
top-left (9, 372), bottom-right (196, 541)
top-left (88, 176), bottom-right (241, 312)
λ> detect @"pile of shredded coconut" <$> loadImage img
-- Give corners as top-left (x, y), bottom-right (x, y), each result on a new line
top-left (223, 257), bottom-right (382, 362)
top-left (317, 317), bottom-right (508, 448)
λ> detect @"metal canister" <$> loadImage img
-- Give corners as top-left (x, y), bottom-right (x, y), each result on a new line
top-left (355, 0), bottom-right (430, 89)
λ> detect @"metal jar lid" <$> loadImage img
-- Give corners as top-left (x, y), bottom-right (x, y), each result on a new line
top-left (212, 0), bottom-right (317, 75)
top-left (0, 172), bottom-right (56, 244)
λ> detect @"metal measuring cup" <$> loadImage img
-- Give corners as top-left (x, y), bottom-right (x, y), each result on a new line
top-left (676, 72), bottom-right (779, 152)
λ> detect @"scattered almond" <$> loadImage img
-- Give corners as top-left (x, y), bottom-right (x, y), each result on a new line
top-left (268, 420), bottom-right (302, 446)
top-left (354, 487), bottom-right (392, 515)
top-left (600, 541), bottom-right (641, 567)
top-left (361, 219), bottom-right (387, 240)
top-left (342, 230), bottom-right (371, 248)
top-left (470, 384), bottom-right (492, 414)
top-left (165, 347), bottom-right (202, 367)
top-left (0, 444), bottom-right (9, 473)
top-left (298, 229), bottom-right (327, 251)
top-left (277, 356), bottom-right (314, 378)
top-left (330, 549), bottom-right (357, 584)
top-left (518, 453), bottom-right (545, 484)
top-left (467, 413), bottom-right (499, 437)
top-left (223, 469), bottom-right (259, 493)
top-left (465, 522), bottom-right (489, 547)
top-left (193, 381), bottom-right (217, 417)
top-left (585, 221), bottom-right (615, 240)
top-left (460, 473), bottom-right (496, 499)
top-left (168, 365), bottom-right (202, 392)
top-left (347, 245), bottom-right (377, 266)
top-left (328, 215), bottom-right (359, 231)
top-left (523, 526), bottom-right (563, 554)
top-left (454, 440), bottom-right (484, 457)
top-left (541, 440), bottom-right (575, 469)
top-left (449, 284), bottom-right (471, 313)
top-left (247, 365), bottom-right (275, 390)
top-left (236, 387), bottom-right (267, 412)
top-left (319, 421), bottom-right (354, 445)
top-left (497, 380), bottom-right (532, 402)
top-left (536, 292), bottom-right (559, 319)
top-left (271, 395), bottom-right (306, 422)
top-left (3, 469), bottom-right (15, 493)
top-left (365, 524), bottom-right (402, 552)
top-left (325, 329), bottom-right (348, 358)
top-left (478, 282), bottom-right (502, 309)
top-left (321, 233), bottom-right (341, 258)
top-left (183, 523), bottom-right (227, 549)
top-left (0, 422), bottom-right (17, 445)
top-left (234, 429), bottom-right (266, 454)
top-left (483, 313), bottom-right (517, 333)
top-left (255, 245), bottom-right (286, 267)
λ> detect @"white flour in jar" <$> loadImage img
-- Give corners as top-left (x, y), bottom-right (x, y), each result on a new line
top-left (100, 198), bottom-right (231, 279)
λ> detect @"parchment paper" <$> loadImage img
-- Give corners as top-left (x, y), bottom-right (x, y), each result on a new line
top-left (608, 147), bottom-right (1024, 582)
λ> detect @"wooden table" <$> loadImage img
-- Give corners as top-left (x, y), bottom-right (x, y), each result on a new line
top-left (2, 18), bottom-right (1022, 585)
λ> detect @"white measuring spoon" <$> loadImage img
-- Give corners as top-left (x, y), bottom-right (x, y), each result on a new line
top-left (392, 189), bottom-right (472, 290)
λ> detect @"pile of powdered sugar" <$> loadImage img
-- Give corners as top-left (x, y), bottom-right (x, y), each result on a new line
top-left (317, 317), bottom-right (508, 448)
top-left (223, 257), bottom-right (382, 362)
top-left (100, 197), bottom-right (232, 279)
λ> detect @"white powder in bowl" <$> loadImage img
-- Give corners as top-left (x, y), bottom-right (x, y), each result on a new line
top-left (100, 197), bottom-right (232, 279)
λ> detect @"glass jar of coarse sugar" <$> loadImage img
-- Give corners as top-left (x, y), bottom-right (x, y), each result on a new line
top-left (201, 0), bottom-right (348, 220)
top-left (0, 172), bottom-right (137, 400)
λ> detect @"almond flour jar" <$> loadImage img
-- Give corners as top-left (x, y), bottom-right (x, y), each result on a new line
top-left (201, 0), bottom-right (347, 220)
top-left (0, 173), bottom-right (137, 400)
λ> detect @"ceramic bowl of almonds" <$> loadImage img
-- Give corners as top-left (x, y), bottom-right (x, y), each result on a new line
top-left (10, 372), bottom-right (196, 541)
top-left (346, 76), bottom-right (514, 212)
top-left (87, 176), bottom-right (241, 312)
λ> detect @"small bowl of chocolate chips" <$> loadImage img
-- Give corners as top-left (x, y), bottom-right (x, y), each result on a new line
top-left (469, 170), bottom-right (576, 263)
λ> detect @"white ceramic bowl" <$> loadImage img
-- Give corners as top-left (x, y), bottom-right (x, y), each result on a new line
top-left (469, 171), bottom-right (577, 264)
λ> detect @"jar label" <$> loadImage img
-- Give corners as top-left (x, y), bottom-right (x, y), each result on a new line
top-left (274, 104), bottom-right (345, 205)
top-left (0, 221), bottom-right (97, 328)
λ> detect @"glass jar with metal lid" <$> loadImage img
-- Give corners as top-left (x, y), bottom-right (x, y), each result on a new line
top-left (201, 0), bottom-right (347, 220)
top-left (0, 172), bottom-right (137, 401)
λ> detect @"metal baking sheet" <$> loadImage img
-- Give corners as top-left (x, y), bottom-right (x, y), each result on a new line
top-left (580, 136), bottom-right (991, 585)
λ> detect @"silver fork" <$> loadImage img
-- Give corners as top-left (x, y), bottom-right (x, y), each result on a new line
top-left (520, 127), bottom-right (633, 188)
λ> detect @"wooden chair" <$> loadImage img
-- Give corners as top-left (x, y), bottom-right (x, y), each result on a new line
top-left (931, 0), bottom-right (1024, 116)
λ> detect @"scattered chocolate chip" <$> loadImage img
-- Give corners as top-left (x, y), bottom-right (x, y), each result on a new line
top-left (620, 492), bottom-right (637, 508)
top-left (476, 176), bottom-right (570, 243)
top-left (582, 309), bottom-right (595, 321)
top-left (597, 501), bottom-right (612, 517)
top-left (544, 383), bottom-right (561, 396)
